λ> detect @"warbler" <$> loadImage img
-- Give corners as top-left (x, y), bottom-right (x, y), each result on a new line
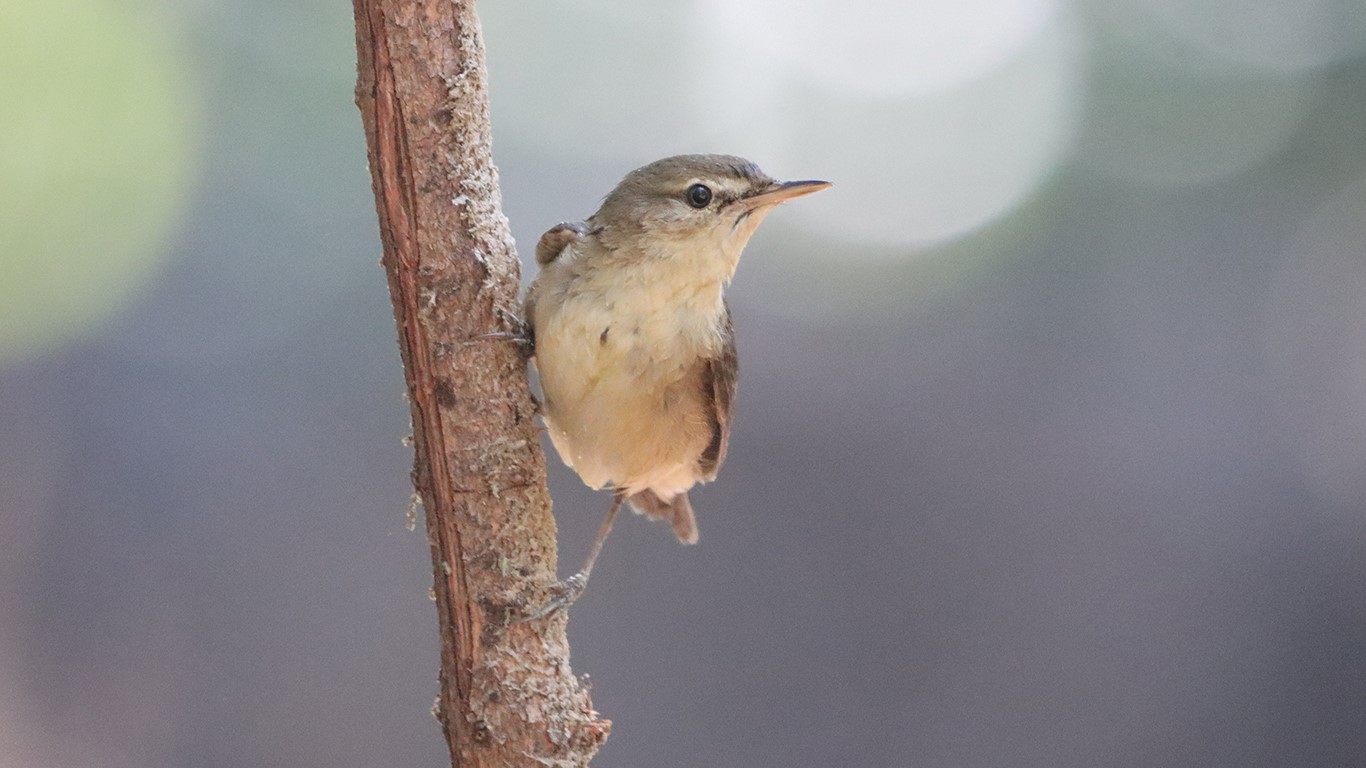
top-left (522, 154), bottom-right (828, 617)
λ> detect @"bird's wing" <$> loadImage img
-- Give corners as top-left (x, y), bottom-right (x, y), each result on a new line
top-left (697, 302), bottom-right (738, 482)
top-left (535, 221), bottom-right (588, 265)
top-left (526, 222), bottom-right (588, 351)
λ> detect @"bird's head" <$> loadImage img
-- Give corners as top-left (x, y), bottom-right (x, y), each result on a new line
top-left (590, 154), bottom-right (829, 269)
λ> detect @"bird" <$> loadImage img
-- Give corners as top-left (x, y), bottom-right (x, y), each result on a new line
top-left (520, 154), bottom-right (829, 618)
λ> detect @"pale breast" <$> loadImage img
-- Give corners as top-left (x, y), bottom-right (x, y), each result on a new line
top-left (531, 256), bottom-right (724, 495)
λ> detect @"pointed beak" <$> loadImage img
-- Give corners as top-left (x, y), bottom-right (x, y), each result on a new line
top-left (738, 179), bottom-right (832, 211)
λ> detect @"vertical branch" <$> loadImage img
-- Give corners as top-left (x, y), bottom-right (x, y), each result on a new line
top-left (352, 1), bottom-right (609, 766)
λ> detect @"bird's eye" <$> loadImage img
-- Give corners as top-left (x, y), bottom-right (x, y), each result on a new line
top-left (685, 183), bottom-right (713, 209)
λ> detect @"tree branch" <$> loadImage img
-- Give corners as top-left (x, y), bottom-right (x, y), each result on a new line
top-left (352, 2), bottom-right (609, 765)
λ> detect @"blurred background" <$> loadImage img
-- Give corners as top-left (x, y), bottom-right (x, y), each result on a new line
top-left (3, 0), bottom-right (1366, 765)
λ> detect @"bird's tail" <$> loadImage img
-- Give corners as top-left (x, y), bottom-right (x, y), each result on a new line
top-left (627, 490), bottom-right (699, 545)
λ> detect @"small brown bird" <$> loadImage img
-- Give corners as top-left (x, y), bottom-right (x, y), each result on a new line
top-left (522, 154), bottom-right (828, 617)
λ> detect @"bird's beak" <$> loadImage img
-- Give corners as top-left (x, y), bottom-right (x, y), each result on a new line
top-left (738, 179), bottom-right (832, 211)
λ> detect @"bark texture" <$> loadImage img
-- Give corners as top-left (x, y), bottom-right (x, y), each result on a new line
top-left (352, 2), bottom-right (609, 765)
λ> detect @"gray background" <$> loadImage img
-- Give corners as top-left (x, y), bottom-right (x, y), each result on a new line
top-left (3, 1), bottom-right (1366, 766)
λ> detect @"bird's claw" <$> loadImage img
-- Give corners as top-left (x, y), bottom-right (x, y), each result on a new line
top-left (515, 572), bottom-right (589, 623)
top-left (465, 330), bottom-right (534, 358)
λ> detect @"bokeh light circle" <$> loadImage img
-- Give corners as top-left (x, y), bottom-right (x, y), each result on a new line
top-left (704, 0), bottom-right (1063, 98)
top-left (0, 0), bottom-right (197, 362)
top-left (694, 8), bottom-right (1084, 248)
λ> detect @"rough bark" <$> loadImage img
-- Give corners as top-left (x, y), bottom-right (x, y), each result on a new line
top-left (352, 2), bottom-right (609, 766)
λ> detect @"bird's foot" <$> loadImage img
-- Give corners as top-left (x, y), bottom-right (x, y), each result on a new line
top-left (515, 494), bottom-right (621, 623)
top-left (515, 572), bottom-right (589, 623)
top-left (466, 329), bottom-right (534, 357)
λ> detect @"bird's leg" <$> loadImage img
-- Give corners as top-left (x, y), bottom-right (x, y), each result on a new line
top-left (517, 491), bottom-right (624, 622)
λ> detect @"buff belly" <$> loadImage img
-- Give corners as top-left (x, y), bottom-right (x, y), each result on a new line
top-left (535, 293), bottom-right (715, 499)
